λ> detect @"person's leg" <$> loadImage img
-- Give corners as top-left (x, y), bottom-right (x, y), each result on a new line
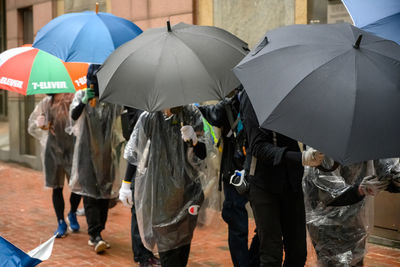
top-left (67, 192), bottom-right (82, 232)
top-left (249, 184), bottom-right (283, 267)
top-left (159, 244), bottom-right (191, 267)
top-left (131, 204), bottom-right (154, 263)
top-left (221, 181), bottom-right (249, 267)
top-left (52, 188), bottom-right (65, 221)
top-left (248, 229), bottom-right (260, 267)
top-left (84, 196), bottom-right (107, 253)
top-left (281, 191), bottom-right (307, 267)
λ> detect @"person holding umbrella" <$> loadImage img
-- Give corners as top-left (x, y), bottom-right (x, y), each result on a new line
top-left (69, 64), bottom-right (123, 254)
top-left (198, 87), bottom-right (260, 267)
top-left (239, 90), bottom-right (324, 266)
top-left (124, 104), bottom-right (208, 267)
top-left (28, 93), bottom-right (81, 238)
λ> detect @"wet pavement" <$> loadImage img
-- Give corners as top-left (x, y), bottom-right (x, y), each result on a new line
top-left (0, 161), bottom-right (399, 266)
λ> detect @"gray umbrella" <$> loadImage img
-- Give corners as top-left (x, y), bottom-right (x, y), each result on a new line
top-left (97, 22), bottom-right (248, 112)
top-left (233, 23), bottom-right (400, 165)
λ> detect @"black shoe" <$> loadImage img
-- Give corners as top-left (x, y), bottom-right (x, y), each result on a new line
top-left (88, 235), bottom-right (107, 254)
top-left (148, 256), bottom-right (161, 266)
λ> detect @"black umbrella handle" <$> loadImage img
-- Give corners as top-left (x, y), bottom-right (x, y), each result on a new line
top-left (316, 161), bottom-right (340, 172)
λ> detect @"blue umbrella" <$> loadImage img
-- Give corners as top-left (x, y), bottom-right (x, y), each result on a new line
top-left (342, 0), bottom-right (400, 44)
top-left (33, 11), bottom-right (142, 63)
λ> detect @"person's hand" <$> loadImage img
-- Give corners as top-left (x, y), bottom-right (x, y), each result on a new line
top-left (180, 125), bottom-right (198, 146)
top-left (36, 115), bottom-right (46, 128)
top-left (302, 149), bottom-right (324, 167)
top-left (82, 88), bottom-right (95, 104)
top-left (119, 181), bottom-right (133, 208)
top-left (359, 175), bottom-right (390, 196)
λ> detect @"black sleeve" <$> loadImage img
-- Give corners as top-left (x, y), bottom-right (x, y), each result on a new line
top-left (327, 184), bottom-right (365, 206)
top-left (198, 100), bottom-right (227, 128)
top-left (284, 151), bottom-right (302, 163)
top-left (71, 102), bottom-right (86, 121)
top-left (124, 163), bottom-right (137, 182)
top-left (193, 141), bottom-right (207, 160)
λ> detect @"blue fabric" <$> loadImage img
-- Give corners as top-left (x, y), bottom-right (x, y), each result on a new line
top-left (342, 0), bottom-right (400, 44)
top-left (33, 11), bottom-right (142, 63)
top-left (0, 236), bottom-right (41, 267)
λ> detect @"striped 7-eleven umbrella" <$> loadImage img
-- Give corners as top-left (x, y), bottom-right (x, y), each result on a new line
top-left (0, 46), bottom-right (89, 95)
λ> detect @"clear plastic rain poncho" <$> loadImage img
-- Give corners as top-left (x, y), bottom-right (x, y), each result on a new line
top-left (28, 94), bottom-right (74, 188)
top-left (373, 158), bottom-right (400, 193)
top-left (303, 156), bottom-right (374, 267)
top-left (69, 90), bottom-right (123, 199)
top-left (124, 105), bottom-right (217, 253)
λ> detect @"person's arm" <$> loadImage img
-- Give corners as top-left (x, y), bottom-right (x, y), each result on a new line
top-left (198, 100), bottom-right (227, 128)
top-left (124, 163), bottom-right (137, 183)
top-left (193, 141), bottom-right (206, 160)
top-left (328, 184), bottom-right (365, 206)
top-left (70, 89), bottom-right (95, 121)
top-left (71, 102), bottom-right (86, 120)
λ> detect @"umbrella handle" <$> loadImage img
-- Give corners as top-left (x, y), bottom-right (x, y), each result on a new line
top-left (316, 161), bottom-right (340, 172)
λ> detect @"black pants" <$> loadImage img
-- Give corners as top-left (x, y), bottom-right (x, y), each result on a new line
top-left (131, 198), bottom-right (154, 263)
top-left (222, 181), bottom-right (260, 267)
top-left (249, 184), bottom-right (307, 267)
top-left (159, 244), bottom-right (191, 267)
top-left (52, 188), bottom-right (81, 221)
top-left (83, 196), bottom-right (109, 238)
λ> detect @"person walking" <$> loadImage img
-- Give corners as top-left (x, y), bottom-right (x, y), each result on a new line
top-left (124, 105), bottom-right (208, 267)
top-left (239, 90), bottom-right (323, 266)
top-left (198, 88), bottom-right (260, 267)
top-left (119, 107), bottom-right (161, 267)
top-left (28, 93), bottom-right (81, 238)
top-left (69, 64), bottom-right (123, 253)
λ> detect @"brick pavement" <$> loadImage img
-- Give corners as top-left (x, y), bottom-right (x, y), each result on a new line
top-left (0, 161), bottom-right (399, 266)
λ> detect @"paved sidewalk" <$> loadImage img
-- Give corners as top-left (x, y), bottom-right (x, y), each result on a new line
top-left (0, 161), bottom-right (399, 266)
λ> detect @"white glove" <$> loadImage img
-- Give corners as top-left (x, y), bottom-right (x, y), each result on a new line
top-left (36, 115), bottom-right (46, 128)
top-left (180, 125), bottom-right (198, 146)
top-left (359, 175), bottom-right (390, 196)
top-left (302, 149), bottom-right (324, 167)
top-left (119, 181), bottom-right (133, 208)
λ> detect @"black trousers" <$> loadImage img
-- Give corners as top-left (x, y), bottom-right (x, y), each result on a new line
top-left (131, 198), bottom-right (154, 263)
top-left (159, 244), bottom-right (191, 267)
top-left (249, 184), bottom-right (307, 267)
top-left (83, 196), bottom-right (109, 238)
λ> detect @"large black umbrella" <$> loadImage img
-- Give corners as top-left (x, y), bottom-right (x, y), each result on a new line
top-left (233, 23), bottom-right (400, 165)
top-left (97, 22), bottom-right (249, 112)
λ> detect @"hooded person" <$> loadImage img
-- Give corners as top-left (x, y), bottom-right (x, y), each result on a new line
top-left (124, 104), bottom-right (209, 267)
top-left (69, 64), bottom-right (123, 254)
top-left (28, 93), bottom-right (82, 238)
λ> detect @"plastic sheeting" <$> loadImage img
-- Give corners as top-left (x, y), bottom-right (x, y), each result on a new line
top-left (124, 105), bottom-right (217, 253)
top-left (69, 90), bottom-right (123, 199)
top-left (28, 94), bottom-right (74, 188)
top-left (303, 157), bottom-right (374, 266)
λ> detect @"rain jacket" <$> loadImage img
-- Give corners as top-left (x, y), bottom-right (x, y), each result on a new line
top-left (28, 94), bottom-right (74, 188)
top-left (69, 90), bottom-right (123, 199)
top-left (124, 105), bottom-right (209, 252)
top-left (303, 157), bottom-right (374, 267)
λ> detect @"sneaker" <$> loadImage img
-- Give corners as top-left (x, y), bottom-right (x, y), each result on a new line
top-left (67, 212), bottom-right (80, 232)
top-left (76, 208), bottom-right (85, 216)
top-left (54, 219), bottom-right (68, 238)
top-left (88, 236), bottom-right (107, 254)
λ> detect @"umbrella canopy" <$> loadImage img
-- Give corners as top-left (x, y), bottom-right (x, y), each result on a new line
top-left (97, 22), bottom-right (249, 112)
top-left (342, 0), bottom-right (400, 44)
top-left (32, 11), bottom-right (142, 63)
top-left (233, 23), bottom-right (400, 165)
top-left (0, 47), bottom-right (88, 95)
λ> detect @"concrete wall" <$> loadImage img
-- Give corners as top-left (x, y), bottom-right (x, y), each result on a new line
top-left (110, 0), bottom-right (193, 31)
top-left (213, 0), bottom-right (295, 49)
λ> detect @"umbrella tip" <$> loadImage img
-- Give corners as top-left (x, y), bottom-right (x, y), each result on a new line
top-left (353, 34), bottom-right (363, 49)
top-left (167, 21), bottom-right (172, 32)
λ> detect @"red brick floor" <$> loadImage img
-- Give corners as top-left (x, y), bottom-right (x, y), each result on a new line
top-left (0, 161), bottom-right (399, 266)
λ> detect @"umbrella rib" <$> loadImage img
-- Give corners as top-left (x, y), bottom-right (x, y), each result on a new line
top-left (172, 34), bottom-right (225, 99)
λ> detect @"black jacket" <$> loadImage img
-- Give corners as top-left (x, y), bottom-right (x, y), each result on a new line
top-left (198, 95), bottom-right (246, 188)
top-left (239, 91), bottom-right (304, 193)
